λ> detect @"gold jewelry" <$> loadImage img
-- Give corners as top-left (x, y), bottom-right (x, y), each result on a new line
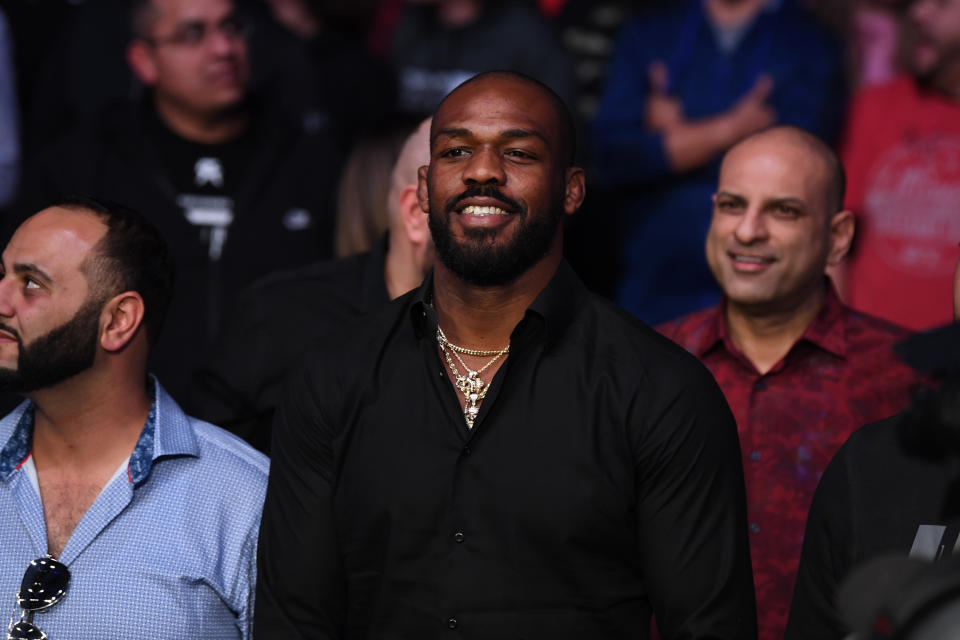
top-left (436, 326), bottom-right (509, 429)
top-left (438, 326), bottom-right (507, 357)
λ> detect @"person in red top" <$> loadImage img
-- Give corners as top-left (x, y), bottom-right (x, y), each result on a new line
top-left (838, 0), bottom-right (960, 330)
top-left (659, 126), bottom-right (923, 640)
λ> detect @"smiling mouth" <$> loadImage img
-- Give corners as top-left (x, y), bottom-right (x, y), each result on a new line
top-left (731, 252), bottom-right (774, 263)
top-left (460, 205), bottom-right (510, 217)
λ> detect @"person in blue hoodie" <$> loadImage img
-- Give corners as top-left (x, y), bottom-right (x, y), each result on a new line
top-left (592, 0), bottom-right (845, 325)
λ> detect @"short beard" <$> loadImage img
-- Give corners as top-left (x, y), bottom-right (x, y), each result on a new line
top-left (0, 296), bottom-right (103, 394)
top-left (428, 184), bottom-right (564, 287)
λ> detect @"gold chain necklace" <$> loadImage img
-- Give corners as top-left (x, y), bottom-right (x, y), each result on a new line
top-left (436, 326), bottom-right (509, 429)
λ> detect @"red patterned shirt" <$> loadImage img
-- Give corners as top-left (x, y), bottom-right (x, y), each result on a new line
top-left (658, 286), bottom-right (922, 640)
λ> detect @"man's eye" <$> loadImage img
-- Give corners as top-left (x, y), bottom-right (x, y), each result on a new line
top-left (177, 23), bottom-right (207, 44)
top-left (24, 278), bottom-right (40, 290)
top-left (715, 200), bottom-right (740, 211)
top-left (506, 149), bottom-right (535, 160)
top-left (440, 148), bottom-right (468, 158)
top-left (773, 204), bottom-right (800, 217)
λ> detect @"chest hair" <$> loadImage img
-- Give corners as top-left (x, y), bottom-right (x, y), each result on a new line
top-left (38, 469), bottom-right (115, 558)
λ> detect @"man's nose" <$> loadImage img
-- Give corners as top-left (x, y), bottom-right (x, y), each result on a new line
top-left (733, 208), bottom-right (768, 244)
top-left (463, 147), bottom-right (506, 185)
top-left (0, 277), bottom-right (17, 318)
top-left (208, 25), bottom-right (241, 55)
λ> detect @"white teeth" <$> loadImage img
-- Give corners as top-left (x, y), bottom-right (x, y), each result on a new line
top-left (733, 254), bottom-right (769, 264)
top-left (461, 205), bottom-right (507, 216)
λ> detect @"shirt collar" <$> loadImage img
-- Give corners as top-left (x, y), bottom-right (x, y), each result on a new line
top-left (692, 280), bottom-right (849, 361)
top-left (409, 260), bottom-right (587, 343)
top-left (0, 375), bottom-right (198, 485)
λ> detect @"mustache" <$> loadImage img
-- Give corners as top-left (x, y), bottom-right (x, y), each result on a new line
top-left (444, 186), bottom-right (523, 214)
top-left (0, 323), bottom-right (20, 344)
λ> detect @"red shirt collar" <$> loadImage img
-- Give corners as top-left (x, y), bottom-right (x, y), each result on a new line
top-left (695, 281), bottom-right (848, 362)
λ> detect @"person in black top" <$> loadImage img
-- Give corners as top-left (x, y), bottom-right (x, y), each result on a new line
top-left (255, 70), bottom-right (757, 639)
top-left (785, 259), bottom-right (960, 640)
top-left (187, 118), bottom-right (434, 453)
top-left (16, 0), bottom-right (341, 403)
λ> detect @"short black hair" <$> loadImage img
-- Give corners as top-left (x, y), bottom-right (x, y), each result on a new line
top-left (432, 70), bottom-right (577, 167)
top-left (54, 196), bottom-right (176, 347)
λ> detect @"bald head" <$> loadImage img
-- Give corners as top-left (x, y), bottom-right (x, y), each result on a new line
top-left (725, 126), bottom-right (846, 216)
top-left (432, 70), bottom-right (576, 166)
top-left (388, 118), bottom-right (432, 219)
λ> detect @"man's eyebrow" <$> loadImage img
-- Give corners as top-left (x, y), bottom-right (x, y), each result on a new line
top-left (434, 128), bottom-right (471, 141)
top-left (763, 196), bottom-right (807, 209)
top-left (500, 128), bottom-right (549, 146)
top-left (715, 191), bottom-right (747, 203)
top-left (433, 127), bottom-right (550, 146)
top-left (12, 263), bottom-right (52, 283)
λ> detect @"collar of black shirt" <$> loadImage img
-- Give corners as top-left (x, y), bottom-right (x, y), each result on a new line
top-left (409, 260), bottom-right (587, 350)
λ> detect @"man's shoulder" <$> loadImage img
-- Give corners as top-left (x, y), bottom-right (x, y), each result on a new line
top-left (839, 304), bottom-right (913, 353)
top-left (156, 384), bottom-right (270, 487)
top-left (849, 75), bottom-right (919, 113)
top-left (239, 251), bottom-right (373, 314)
top-left (654, 305), bottom-right (719, 351)
top-left (188, 417), bottom-right (270, 482)
top-left (572, 293), bottom-right (722, 387)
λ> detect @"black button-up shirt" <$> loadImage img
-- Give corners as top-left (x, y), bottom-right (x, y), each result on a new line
top-left (256, 262), bottom-right (757, 639)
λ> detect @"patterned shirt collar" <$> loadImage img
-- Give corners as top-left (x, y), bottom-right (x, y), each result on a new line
top-left (693, 280), bottom-right (848, 362)
top-left (0, 375), bottom-right (198, 484)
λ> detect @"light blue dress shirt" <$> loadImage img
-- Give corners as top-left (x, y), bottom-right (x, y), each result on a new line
top-left (0, 377), bottom-right (269, 639)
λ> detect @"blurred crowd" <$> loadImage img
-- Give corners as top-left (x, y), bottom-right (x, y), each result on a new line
top-left (0, 0), bottom-right (959, 638)
top-left (1, 0), bottom-right (955, 355)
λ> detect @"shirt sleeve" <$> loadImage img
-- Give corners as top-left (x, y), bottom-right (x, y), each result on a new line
top-left (784, 442), bottom-right (853, 640)
top-left (590, 19), bottom-right (673, 187)
top-left (255, 358), bottom-right (346, 639)
top-left (633, 356), bottom-right (757, 639)
top-left (235, 519), bottom-right (260, 640)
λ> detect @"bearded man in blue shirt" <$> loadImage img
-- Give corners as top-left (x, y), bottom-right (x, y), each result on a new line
top-left (0, 196), bottom-right (268, 640)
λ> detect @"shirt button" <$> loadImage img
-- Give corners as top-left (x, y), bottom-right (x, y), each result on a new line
top-left (447, 617), bottom-right (458, 629)
top-left (462, 446), bottom-right (471, 456)
top-left (750, 451), bottom-right (761, 461)
top-left (749, 523), bottom-right (760, 534)
top-left (754, 379), bottom-right (767, 391)
top-left (453, 531), bottom-right (465, 543)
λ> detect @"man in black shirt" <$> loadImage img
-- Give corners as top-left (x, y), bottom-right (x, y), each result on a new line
top-left (785, 260), bottom-right (960, 640)
top-left (17, 0), bottom-right (340, 403)
top-left (187, 119), bottom-right (434, 453)
top-left (255, 71), bottom-right (757, 639)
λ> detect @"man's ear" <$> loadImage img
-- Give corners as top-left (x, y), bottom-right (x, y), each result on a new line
top-left (100, 292), bottom-right (146, 352)
top-left (416, 166), bottom-right (430, 214)
top-left (563, 167), bottom-right (586, 215)
top-left (399, 184), bottom-right (430, 246)
top-left (127, 40), bottom-right (158, 86)
top-left (826, 210), bottom-right (855, 267)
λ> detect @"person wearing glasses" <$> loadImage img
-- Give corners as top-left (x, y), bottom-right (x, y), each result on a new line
top-left (16, 0), bottom-right (342, 406)
top-left (0, 196), bottom-right (268, 640)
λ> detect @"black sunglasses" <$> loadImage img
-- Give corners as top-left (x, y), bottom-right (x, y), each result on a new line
top-left (6, 556), bottom-right (70, 640)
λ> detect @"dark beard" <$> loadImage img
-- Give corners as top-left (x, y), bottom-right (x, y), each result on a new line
top-left (0, 296), bottom-right (103, 394)
top-left (428, 184), bottom-right (564, 287)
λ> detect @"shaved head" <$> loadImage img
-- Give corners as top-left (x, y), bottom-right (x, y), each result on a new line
top-left (726, 126), bottom-right (845, 216)
top-left (432, 70), bottom-right (577, 166)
